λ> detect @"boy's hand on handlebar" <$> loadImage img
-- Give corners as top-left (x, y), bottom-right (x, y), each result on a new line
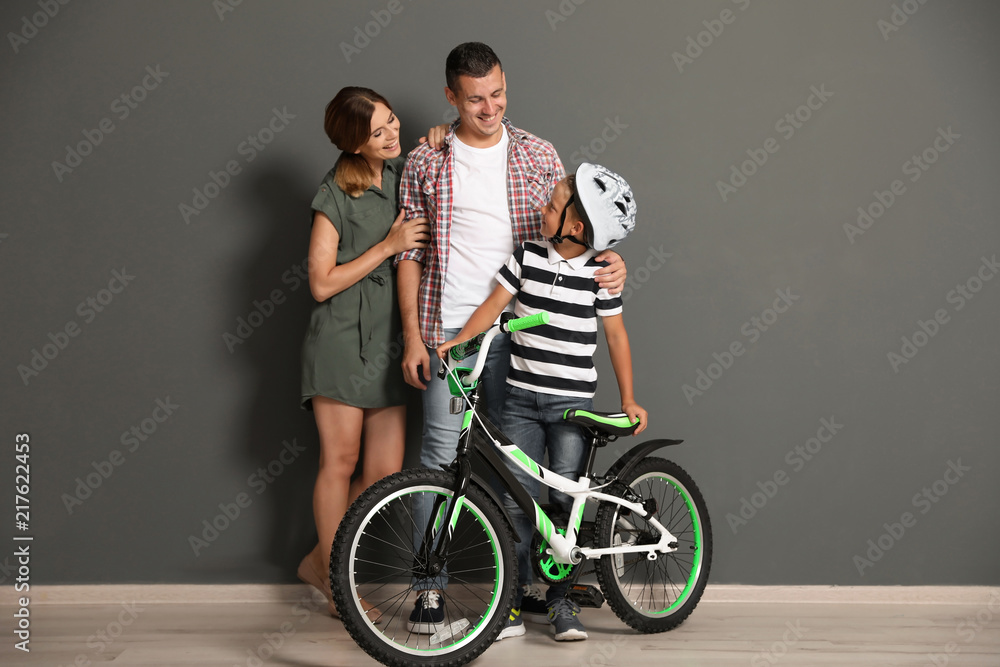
top-left (435, 339), bottom-right (457, 360)
top-left (623, 401), bottom-right (648, 435)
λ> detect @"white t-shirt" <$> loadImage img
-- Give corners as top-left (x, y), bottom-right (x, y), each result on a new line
top-left (441, 126), bottom-right (514, 328)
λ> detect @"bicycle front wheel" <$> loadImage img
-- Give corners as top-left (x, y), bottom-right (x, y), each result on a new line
top-left (331, 468), bottom-right (516, 667)
top-left (594, 456), bottom-right (712, 633)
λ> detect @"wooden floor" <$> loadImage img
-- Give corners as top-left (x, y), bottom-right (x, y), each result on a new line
top-left (4, 587), bottom-right (999, 666)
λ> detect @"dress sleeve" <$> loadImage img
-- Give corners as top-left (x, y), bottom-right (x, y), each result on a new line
top-left (311, 177), bottom-right (343, 236)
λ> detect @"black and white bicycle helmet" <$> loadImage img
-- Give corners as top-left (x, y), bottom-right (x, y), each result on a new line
top-left (572, 163), bottom-right (636, 251)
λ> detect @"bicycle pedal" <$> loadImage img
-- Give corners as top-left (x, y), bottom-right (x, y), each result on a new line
top-left (567, 584), bottom-right (604, 609)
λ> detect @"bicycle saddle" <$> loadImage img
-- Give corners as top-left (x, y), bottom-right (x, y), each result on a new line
top-left (563, 409), bottom-right (640, 437)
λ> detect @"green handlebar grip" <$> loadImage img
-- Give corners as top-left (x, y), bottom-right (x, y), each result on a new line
top-left (506, 311), bottom-right (550, 332)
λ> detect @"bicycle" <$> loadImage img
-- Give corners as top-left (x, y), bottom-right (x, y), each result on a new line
top-left (331, 312), bottom-right (712, 666)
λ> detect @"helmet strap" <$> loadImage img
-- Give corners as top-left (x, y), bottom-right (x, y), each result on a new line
top-left (549, 193), bottom-right (588, 246)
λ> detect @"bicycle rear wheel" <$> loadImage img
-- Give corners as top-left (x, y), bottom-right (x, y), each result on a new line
top-left (331, 468), bottom-right (516, 667)
top-left (594, 456), bottom-right (712, 633)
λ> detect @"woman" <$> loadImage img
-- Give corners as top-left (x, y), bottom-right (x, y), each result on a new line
top-left (298, 87), bottom-right (430, 618)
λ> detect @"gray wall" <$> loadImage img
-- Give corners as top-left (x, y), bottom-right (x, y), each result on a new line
top-left (1, 0), bottom-right (997, 586)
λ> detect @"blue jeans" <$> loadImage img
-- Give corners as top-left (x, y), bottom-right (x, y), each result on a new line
top-left (413, 328), bottom-right (511, 591)
top-left (501, 385), bottom-right (592, 607)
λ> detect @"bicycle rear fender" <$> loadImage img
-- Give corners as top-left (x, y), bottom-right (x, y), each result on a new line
top-left (609, 438), bottom-right (685, 482)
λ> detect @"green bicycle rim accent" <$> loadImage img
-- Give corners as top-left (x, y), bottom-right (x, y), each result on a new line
top-left (349, 486), bottom-right (503, 656)
top-left (648, 474), bottom-right (702, 615)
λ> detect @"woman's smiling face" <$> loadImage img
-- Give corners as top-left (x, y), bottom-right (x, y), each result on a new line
top-left (355, 102), bottom-right (400, 162)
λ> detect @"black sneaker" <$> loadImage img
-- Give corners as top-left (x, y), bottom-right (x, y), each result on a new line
top-left (520, 584), bottom-right (549, 624)
top-left (407, 590), bottom-right (445, 634)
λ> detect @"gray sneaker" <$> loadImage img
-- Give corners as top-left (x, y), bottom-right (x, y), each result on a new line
top-left (547, 597), bottom-right (588, 641)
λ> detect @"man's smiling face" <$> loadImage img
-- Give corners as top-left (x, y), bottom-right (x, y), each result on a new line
top-left (446, 64), bottom-right (506, 147)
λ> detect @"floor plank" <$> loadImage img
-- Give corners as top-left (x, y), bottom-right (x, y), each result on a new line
top-left (4, 589), bottom-right (999, 666)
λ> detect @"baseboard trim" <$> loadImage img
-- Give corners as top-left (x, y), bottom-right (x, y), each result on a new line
top-left (3, 584), bottom-right (996, 606)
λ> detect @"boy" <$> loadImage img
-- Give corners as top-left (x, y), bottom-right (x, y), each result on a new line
top-left (436, 163), bottom-right (648, 642)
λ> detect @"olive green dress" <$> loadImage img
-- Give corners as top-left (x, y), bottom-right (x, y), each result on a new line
top-left (301, 155), bottom-right (408, 409)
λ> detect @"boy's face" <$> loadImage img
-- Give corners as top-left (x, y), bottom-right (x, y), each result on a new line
top-left (540, 181), bottom-right (574, 239)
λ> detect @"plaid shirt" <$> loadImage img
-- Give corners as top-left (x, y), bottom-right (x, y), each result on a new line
top-left (397, 118), bottom-right (565, 346)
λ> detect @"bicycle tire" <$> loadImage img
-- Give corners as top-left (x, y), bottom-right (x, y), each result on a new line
top-left (594, 456), bottom-right (712, 633)
top-left (331, 468), bottom-right (516, 667)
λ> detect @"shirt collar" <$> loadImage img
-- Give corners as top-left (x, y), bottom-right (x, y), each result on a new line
top-left (444, 116), bottom-right (521, 149)
top-left (545, 240), bottom-right (596, 269)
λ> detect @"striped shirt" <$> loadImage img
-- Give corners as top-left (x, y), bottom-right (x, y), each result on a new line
top-left (496, 241), bottom-right (623, 398)
top-left (397, 118), bottom-right (565, 346)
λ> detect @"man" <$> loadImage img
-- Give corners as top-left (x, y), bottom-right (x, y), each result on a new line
top-left (396, 41), bottom-right (626, 635)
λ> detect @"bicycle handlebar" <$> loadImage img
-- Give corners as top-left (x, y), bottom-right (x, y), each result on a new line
top-left (449, 332), bottom-right (486, 362)
top-left (502, 311), bottom-right (549, 333)
top-left (440, 311), bottom-right (551, 387)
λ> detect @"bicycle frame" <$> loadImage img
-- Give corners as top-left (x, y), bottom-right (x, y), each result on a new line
top-left (428, 322), bottom-right (679, 572)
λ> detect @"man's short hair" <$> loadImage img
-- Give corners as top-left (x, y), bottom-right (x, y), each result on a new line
top-left (446, 42), bottom-right (502, 92)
